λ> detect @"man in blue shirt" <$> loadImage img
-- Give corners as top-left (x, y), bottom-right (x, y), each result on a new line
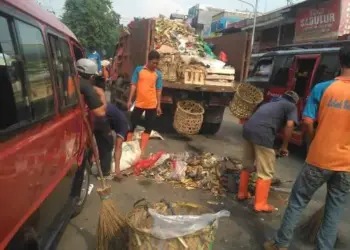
top-left (87, 48), bottom-right (102, 74)
top-left (237, 91), bottom-right (299, 213)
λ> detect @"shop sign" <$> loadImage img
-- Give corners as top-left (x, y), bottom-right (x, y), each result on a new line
top-left (339, 0), bottom-right (350, 36)
top-left (295, 0), bottom-right (341, 42)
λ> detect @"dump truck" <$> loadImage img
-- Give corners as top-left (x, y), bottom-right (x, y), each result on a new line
top-left (109, 19), bottom-right (251, 135)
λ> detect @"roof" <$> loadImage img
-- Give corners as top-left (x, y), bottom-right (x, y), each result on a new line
top-left (262, 47), bottom-right (340, 57)
top-left (3, 0), bottom-right (78, 41)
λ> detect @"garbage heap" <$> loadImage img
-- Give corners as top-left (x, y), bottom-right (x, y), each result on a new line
top-left (137, 152), bottom-right (259, 197)
top-left (154, 17), bottom-right (234, 86)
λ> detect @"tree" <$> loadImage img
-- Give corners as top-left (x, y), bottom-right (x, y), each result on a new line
top-left (61, 0), bottom-right (120, 57)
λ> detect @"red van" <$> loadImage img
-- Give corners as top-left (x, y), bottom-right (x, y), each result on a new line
top-left (247, 46), bottom-right (342, 147)
top-left (0, 1), bottom-right (90, 249)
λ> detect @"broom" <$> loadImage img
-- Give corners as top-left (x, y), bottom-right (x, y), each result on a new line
top-left (298, 205), bottom-right (340, 246)
top-left (74, 77), bottom-right (127, 250)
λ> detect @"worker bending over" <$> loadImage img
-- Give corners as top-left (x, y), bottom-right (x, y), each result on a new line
top-left (265, 47), bottom-right (350, 250)
top-left (238, 91), bottom-right (299, 213)
top-left (126, 50), bottom-right (163, 152)
top-left (77, 58), bottom-right (128, 179)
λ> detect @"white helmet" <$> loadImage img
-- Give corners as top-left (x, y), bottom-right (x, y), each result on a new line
top-left (76, 58), bottom-right (98, 75)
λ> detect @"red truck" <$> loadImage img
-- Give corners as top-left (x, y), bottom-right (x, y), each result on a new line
top-left (109, 19), bottom-right (251, 134)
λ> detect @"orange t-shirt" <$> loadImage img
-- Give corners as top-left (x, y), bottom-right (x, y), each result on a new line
top-left (303, 77), bottom-right (350, 172)
top-left (131, 66), bottom-right (162, 109)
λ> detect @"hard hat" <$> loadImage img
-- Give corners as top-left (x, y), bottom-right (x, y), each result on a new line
top-left (284, 91), bottom-right (299, 104)
top-left (76, 58), bottom-right (98, 75)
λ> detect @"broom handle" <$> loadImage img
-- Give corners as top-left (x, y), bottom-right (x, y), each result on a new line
top-left (74, 78), bottom-right (106, 188)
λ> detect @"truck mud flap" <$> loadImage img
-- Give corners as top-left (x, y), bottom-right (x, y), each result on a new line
top-left (203, 106), bottom-right (225, 123)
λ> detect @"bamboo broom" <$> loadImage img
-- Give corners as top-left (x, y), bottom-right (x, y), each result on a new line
top-left (74, 77), bottom-right (127, 250)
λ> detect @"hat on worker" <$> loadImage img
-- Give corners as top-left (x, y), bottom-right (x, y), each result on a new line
top-left (76, 58), bottom-right (98, 75)
top-left (283, 91), bottom-right (299, 104)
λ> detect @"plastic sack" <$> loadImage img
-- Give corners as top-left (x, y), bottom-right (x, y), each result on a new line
top-left (119, 141), bottom-right (141, 171)
top-left (134, 151), bottom-right (166, 175)
top-left (148, 209), bottom-right (230, 239)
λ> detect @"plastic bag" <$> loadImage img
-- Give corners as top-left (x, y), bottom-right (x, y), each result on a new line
top-left (148, 209), bottom-right (230, 239)
top-left (168, 160), bottom-right (187, 181)
top-left (134, 151), bottom-right (166, 175)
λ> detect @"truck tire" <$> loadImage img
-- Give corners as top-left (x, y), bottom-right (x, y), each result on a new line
top-left (71, 151), bottom-right (91, 217)
top-left (6, 227), bottom-right (39, 250)
top-left (200, 122), bottom-right (222, 135)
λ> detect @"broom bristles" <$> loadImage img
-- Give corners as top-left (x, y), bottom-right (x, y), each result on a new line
top-left (299, 206), bottom-right (325, 244)
top-left (97, 186), bottom-right (128, 250)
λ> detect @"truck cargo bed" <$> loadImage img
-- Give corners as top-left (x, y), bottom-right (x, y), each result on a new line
top-left (163, 81), bottom-right (235, 93)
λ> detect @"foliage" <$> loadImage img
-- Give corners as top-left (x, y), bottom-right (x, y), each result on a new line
top-left (61, 0), bottom-right (120, 57)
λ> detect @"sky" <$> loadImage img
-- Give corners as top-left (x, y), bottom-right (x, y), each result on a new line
top-left (38, 0), bottom-right (305, 25)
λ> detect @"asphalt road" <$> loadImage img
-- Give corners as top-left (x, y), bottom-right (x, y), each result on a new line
top-left (58, 109), bottom-right (350, 250)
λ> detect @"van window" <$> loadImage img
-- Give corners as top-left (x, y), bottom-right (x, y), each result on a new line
top-left (16, 20), bottom-right (54, 119)
top-left (48, 35), bottom-right (77, 108)
top-left (0, 16), bottom-right (29, 130)
top-left (271, 55), bottom-right (293, 87)
top-left (73, 44), bottom-right (84, 61)
top-left (313, 54), bottom-right (340, 86)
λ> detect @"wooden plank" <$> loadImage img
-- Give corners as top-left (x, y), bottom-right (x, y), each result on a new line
top-left (206, 68), bottom-right (235, 74)
top-left (204, 80), bottom-right (234, 87)
top-left (205, 74), bottom-right (235, 81)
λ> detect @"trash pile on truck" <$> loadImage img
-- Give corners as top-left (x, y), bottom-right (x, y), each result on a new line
top-left (154, 17), bottom-right (235, 87)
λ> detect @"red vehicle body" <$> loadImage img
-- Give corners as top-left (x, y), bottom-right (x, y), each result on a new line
top-left (246, 46), bottom-right (342, 146)
top-left (0, 1), bottom-right (90, 249)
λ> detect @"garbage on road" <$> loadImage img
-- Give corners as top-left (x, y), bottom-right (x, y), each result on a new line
top-left (127, 199), bottom-right (230, 250)
top-left (136, 151), bottom-right (245, 197)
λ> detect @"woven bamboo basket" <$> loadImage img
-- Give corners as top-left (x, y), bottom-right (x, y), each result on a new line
top-left (173, 100), bottom-right (204, 135)
top-left (127, 200), bottom-right (217, 250)
top-left (229, 83), bottom-right (263, 119)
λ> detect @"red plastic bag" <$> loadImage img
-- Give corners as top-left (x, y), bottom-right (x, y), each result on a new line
top-left (133, 151), bottom-right (166, 175)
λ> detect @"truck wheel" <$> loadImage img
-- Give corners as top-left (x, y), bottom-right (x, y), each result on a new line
top-left (71, 151), bottom-right (91, 217)
top-left (6, 227), bottom-right (39, 250)
top-left (200, 122), bottom-right (222, 135)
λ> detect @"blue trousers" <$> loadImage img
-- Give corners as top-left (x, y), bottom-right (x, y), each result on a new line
top-left (274, 164), bottom-right (350, 249)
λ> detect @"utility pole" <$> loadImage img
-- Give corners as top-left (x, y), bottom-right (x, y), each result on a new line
top-left (239, 0), bottom-right (259, 53)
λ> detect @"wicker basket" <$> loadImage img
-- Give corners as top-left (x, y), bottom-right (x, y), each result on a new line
top-left (173, 100), bottom-right (204, 135)
top-left (229, 83), bottom-right (263, 119)
top-left (127, 200), bottom-right (217, 250)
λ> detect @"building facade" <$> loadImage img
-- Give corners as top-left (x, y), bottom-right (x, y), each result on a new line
top-left (211, 11), bottom-right (253, 34)
top-left (225, 0), bottom-right (350, 53)
top-left (187, 4), bottom-right (224, 37)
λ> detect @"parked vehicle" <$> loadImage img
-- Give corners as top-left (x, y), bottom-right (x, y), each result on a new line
top-left (109, 19), bottom-right (241, 135)
top-left (0, 1), bottom-right (90, 249)
top-left (246, 47), bottom-right (341, 147)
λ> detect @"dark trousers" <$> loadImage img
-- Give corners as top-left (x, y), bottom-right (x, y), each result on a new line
top-left (94, 131), bottom-right (114, 176)
top-left (130, 107), bottom-right (157, 134)
top-left (274, 163), bottom-right (350, 249)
